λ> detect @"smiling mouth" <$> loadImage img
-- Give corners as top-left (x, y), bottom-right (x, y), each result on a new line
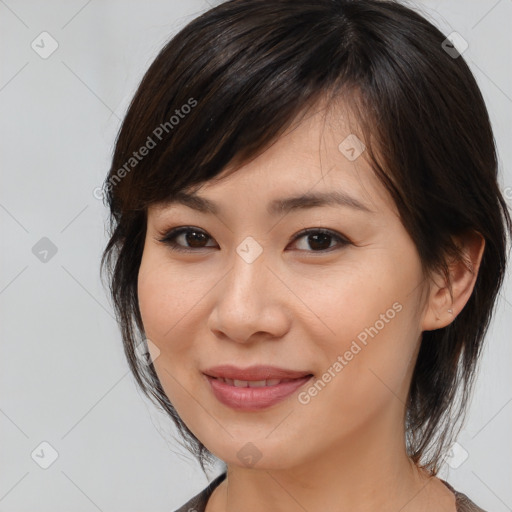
top-left (204, 373), bottom-right (314, 411)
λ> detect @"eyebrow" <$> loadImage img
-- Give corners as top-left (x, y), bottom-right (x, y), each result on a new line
top-left (163, 190), bottom-right (375, 216)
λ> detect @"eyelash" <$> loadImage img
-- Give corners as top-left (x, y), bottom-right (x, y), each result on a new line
top-left (155, 226), bottom-right (351, 254)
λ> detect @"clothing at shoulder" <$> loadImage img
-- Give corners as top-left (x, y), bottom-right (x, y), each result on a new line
top-left (173, 472), bottom-right (488, 512)
top-left (441, 479), bottom-right (488, 512)
top-left (174, 472), bottom-right (227, 512)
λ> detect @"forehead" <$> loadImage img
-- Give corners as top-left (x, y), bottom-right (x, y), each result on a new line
top-left (150, 101), bottom-right (397, 219)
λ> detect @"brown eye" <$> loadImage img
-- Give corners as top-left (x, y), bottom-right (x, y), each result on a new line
top-left (157, 227), bottom-right (217, 252)
top-left (182, 230), bottom-right (209, 248)
top-left (289, 229), bottom-right (350, 253)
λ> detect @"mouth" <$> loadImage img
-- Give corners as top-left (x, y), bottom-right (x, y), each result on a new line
top-left (202, 365), bottom-right (314, 411)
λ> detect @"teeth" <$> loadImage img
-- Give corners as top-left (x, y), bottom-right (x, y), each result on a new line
top-left (248, 380), bottom-right (267, 388)
top-left (235, 379), bottom-right (266, 388)
top-left (215, 377), bottom-right (296, 387)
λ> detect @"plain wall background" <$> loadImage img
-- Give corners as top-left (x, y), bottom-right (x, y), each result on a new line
top-left (1, 1), bottom-right (511, 511)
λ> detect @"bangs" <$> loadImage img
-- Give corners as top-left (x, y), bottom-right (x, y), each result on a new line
top-left (106, 1), bottom-right (369, 213)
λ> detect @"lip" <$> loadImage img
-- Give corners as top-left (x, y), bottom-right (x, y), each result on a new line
top-left (203, 365), bottom-right (313, 411)
top-left (203, 364), bottom-right (312, 381)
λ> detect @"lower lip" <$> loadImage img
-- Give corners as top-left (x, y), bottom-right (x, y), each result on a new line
top-left (204, 374), bottom-right (313, 411)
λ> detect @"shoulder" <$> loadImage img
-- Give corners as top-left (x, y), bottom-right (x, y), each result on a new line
top-left (440, 479), bottom-right (488, 512)
top-left (173, 472), bottom-right (227, 512)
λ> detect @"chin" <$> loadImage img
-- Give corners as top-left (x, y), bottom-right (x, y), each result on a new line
top-left (207, 438), bottom-right (307, 472)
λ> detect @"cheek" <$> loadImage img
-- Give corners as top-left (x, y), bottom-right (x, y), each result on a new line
top-left (137, 258), bottom-right (194, 409)
top-left (137, 249), bottom-right (217, 389)
top-left (295, 302), bottom-right (421, 444)
top-left (297, 259), bottom-right (411, 353)
top-left (137, 260), bottom-right (170, 341)
top-left (137, 256), bottom-right (200, 416)
top-left (137, 251), bottom-right (207, 343)
top-left (304, 247), bottom-right (424, 405)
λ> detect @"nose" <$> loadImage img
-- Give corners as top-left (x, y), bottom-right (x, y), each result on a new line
top-left (207, 245), bottom-right (291, 344)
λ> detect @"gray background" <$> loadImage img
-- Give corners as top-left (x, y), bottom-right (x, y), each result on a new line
top-left (0, 1), bottom-right (511, 511)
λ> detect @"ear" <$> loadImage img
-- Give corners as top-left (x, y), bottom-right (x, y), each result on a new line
top-left (421, 230), bottom-right (485, 331)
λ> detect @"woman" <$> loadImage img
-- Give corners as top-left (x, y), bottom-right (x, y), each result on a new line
top-left (100, 1), bottom-right (511, 511)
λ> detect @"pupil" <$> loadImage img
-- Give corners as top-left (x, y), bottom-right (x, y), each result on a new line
top-left (187, 231), bottom-right (207, 247)
top-left (309, 233), bottom-right (331, 250)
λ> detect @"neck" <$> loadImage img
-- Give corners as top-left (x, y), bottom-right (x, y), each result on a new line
top-left (209, 416), bottom-right (436, 512)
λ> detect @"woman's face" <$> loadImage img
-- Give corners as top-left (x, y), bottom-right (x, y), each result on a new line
top-left (137, 106), bottom-right (433, 470)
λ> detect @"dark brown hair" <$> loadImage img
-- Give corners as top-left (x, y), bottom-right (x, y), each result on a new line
top-left (100, 0), bottom-right (512, 475)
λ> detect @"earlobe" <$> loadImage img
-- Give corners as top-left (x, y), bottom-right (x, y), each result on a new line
top-left (421, 230), bottom-right (485, 332)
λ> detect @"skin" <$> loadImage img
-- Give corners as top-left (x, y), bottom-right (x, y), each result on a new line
top-left (137, 103), bottom-right (485, 512)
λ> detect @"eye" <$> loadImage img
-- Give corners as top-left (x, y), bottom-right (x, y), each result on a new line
top-left (156, 226), bottom-right (351, 253)
top-left (288, 228), bottom-right (351, 253)
top-left (156, 226), bottom-right (217, 252)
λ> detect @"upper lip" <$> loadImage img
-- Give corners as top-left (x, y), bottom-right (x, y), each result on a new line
top-left (203, 365), bottom-right (313, 381)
